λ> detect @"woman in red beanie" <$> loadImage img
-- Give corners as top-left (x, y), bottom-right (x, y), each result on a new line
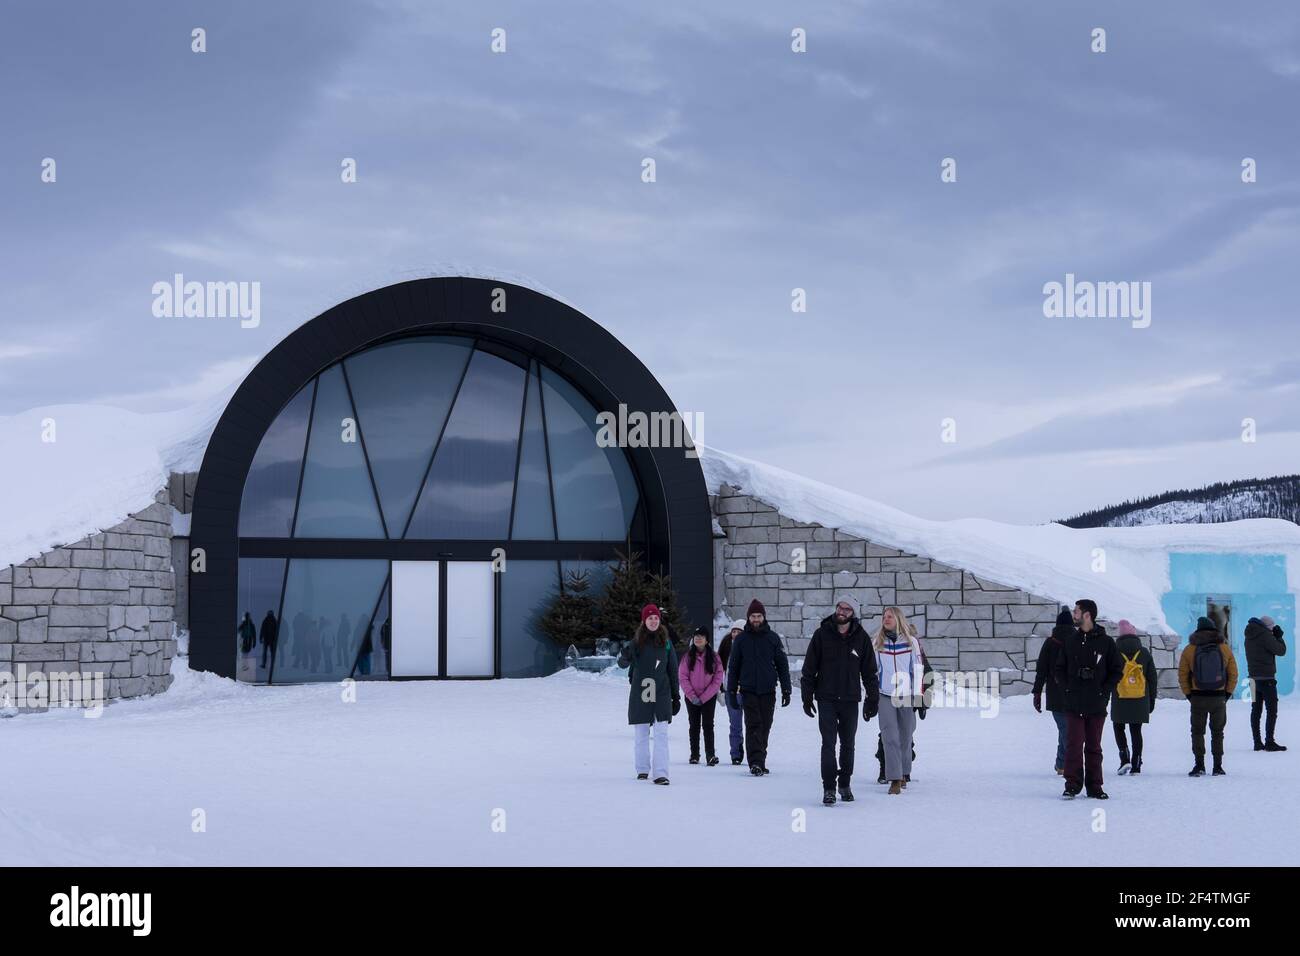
top-left (617, 604), bottom-right (680, 784)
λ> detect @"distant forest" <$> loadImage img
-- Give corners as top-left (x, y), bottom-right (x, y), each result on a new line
top-left (1060, 475), bottom-right (1300, 528)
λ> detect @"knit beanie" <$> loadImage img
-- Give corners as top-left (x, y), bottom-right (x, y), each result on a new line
top-left (1117, 619), bottom-right (1137, 637)
top-left (746, 598), bottom-right (766, 619)
top-left (641, 604), bottom-right (661, 624)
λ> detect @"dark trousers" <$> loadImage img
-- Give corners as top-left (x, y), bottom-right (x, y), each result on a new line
top-left (817, 700), bottom-right (859, 789)
top-left (686, 696), bottom-right (718, 759)
top-left (742, 692), bottom-right (777, 769)
top-left (1112, 722), bottom-right (1144, 759)
top-left (1190, 695), bottom-right (1228, 759)
top-left (1251, 679), bottom-right (1279, 744)
top-left (1064, 713), bottom-right (1106, 792)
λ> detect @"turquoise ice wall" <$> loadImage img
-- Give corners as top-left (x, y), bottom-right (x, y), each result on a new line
top-left (1161, 553), bottom-right (1294, 697)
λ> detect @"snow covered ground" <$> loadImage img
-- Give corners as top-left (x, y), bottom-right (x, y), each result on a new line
top-left (4, 663), bottom-right (1295, 866)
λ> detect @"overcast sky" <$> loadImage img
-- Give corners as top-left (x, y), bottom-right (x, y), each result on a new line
top-left (3, 0), bottom-right (1298, 522)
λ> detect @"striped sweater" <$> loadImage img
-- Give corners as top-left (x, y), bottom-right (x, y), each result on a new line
top-left (875, 631), bottom-right (926, 706)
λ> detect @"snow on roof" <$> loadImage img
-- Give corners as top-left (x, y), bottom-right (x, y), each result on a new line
top-left (699, 444), bottom-right (1300, 635)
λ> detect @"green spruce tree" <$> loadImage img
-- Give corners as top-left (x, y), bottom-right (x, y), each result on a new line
top-left (540, 568), bottom-right (599, 650)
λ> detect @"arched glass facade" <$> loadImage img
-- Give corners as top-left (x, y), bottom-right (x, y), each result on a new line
top-left (233, 334), bottom-right (643, 683)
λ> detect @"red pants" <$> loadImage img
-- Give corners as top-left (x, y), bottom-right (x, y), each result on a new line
top-left (1064, 713), bottom-right (1106, 792)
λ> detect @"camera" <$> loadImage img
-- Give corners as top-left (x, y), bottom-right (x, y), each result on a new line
top-left (1076, 666), bottom-right (1096, 680)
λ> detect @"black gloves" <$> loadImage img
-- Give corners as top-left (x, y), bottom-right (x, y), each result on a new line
top-left (727, 693), bottom-right (740, 711)
top-left (1274, 625), bottom-right (1285, 639)
top-left (781, 692), bottom-right (791, 708)
top-left (802, 700), bottom-right (816, 718)
top-left (918, 705), bottom-right (927, 720)
top-left (863, 699), bottom-right (877, 721)
top-left (671, 695), bottom-right (681, 716)
top-left (1032, 692), bottom-right (1042, 714)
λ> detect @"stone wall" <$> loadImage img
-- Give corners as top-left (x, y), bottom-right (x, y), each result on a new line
top-left (1, 488), bottom-right (178, 708)
top-left (712, 484), bottom-right (1183, 697)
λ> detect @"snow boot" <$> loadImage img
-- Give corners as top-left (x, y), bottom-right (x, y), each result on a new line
top-left (1086, 788), bottom-right (1109, 800)
top-left (877, 769), bottom-right (887, 785)
top-left (749, 765), bottom-right (764, 777)
top-left (1117, 749), bottom-right (1131, 775)
top-left (707, 755), bottom-right (720, 766)
top-left (636, 773), bottom-right (649, 780)
top-left (1188, 761), bottom-right (1206, 777)
top-left (1265, 741), bottom-right (1288, 752)
top-left (1212, 759), bottom-right (1226, 776)
top-left (823, 789), bottom-right (836, 806)
top-left (689, 755), bottom-right (699, 765)
top-left (653, 776), bottom-right (670, 785)
top-left (887, 780), bottom-right (902, 795)
top-left (1254, 737), bottom-right (1266, 751)
top-left (838, 784), bottom-right (855, 802)
top-left (1130, 755), bottom-right (1142, 775)
top-left (1061, 786), bottom-right (1080, 800)
top-left (731, 756), bottom-right (743, 765)
top-left (760, 765), bottom-right (770, 775)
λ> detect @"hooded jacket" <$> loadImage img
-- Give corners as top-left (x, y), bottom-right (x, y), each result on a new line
top-left (1109, 633), bottom-right (1158, 724)
top-left (1052, 623), bottom-right (1124, 716)
top-left (1178, 625), bottom-right (1239, 698)
top-left (1243, 617), bottom-right (1286, 680)
top-left (1032, 609), bottom-right (1074, 712)
top-left (726, 621), bottom-right (792, 697)
top-left (678, 644), bottom-right (724, 703)
top-left (620, 625), bottom-right (680, 725)
top-left (801, 613), bottom-right (879, 706)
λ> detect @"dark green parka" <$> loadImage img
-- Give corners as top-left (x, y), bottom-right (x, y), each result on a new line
top-left (1109, 633), bottom-right (1157, 724)
top-left (619, 625), bottom-right (680, 725)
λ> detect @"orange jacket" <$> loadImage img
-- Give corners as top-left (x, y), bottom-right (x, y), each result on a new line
top-left (1178, 629), bottom-right (1238, 697)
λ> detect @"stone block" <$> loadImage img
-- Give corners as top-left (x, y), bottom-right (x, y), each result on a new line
top-left (1008, 604), bottom-right (1059, 623)
top-left (48, 625), bottom-right (107, 643)
top-left (31, 567), bottom-right (80, 588)
top-left (48, 605), bottom-right (109, 627)
top-left (91, 643), bottom-right (131, 662)
top-left (959, 650), bottom-right (1024, 670)
top-left (959, 636), bottom-right (1025, 653)
top-left (896, 590), bottom-right (939, 604)
top-left (0, 583), bottom-right (9, 605)
top-left (911, 572), bottom-right (963, 590)
top-left (926, 619), bottom-right (978, 638)
top-left (78, 569), bottom-right (129, 590)
top-left (105, 550), bottom-right (144, 570)
top-left (18, 617), bottom-right (48, 643)
top-left (882, 557), bottom-right (930, 572)
top-left (125, 606), bottom-right (152, 629)
top-left (3, 605), bottom-right (39, 621)
top-left (950, 605), bottom-right (993, 620)
top-left (0, 618), bottom-right (15, 642)
top-left (13, 587), bottom-right (56, 604)
top-left (993, 622), bottom-right (1038, 637)
top-left (14, 644), bottom-right (64, 662)
top-left (863, 544), bottom-right (903, 557)
top-left (935, 590), bottom-right (964, 604)
top-left (967, 590), bottom-right (1027, 605)
top-left (71, 550), bottom-right (105, 569)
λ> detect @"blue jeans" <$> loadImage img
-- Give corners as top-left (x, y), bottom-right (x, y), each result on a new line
top-left (726, 692), bottom-right (745, 760)
top-left (1052, 710), bottom-right (1068, 771)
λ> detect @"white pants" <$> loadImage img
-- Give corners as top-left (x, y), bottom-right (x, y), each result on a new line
top-left (634, 720), bottom-right (670, 779)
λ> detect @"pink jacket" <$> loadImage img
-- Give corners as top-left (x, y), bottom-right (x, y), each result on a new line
top-left (678, 647), bottom-right (724, 703)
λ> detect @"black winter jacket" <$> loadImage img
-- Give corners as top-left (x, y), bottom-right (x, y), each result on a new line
top-left (1052, 624), bottom-right (1124, 716)
top-left (801, 614), bottom-right (879, 706)
top-left (1032, 611), bottom-right (1074, 712)
top-left (726, 622), bottom-right (792, 697)
top-left (1244, 617), bottom-right (1286, 679)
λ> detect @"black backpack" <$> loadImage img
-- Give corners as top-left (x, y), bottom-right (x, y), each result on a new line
top-left (1192, 642), bottom-right (1226, 691)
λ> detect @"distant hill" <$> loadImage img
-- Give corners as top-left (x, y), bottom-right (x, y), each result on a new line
top-left (1060, 475), bottom-right (1300, 528)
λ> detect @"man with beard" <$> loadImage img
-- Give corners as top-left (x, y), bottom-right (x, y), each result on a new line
top-left (801, 596), bottom-right (879, 805)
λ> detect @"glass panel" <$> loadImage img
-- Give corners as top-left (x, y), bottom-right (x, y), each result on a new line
top-left (499, 560), bottom-right (564, 679)
top-left (293, 365), bottom-right (386, 538)
top-left (273, 559), bottom-right (389, 683)
top-left (510, 363), bottom-right (555, 540)
top-left (235, 558), bottom-right (286, 684)
top-left (391, 561), bottom-right (440, 677)
top-left (238, 384), bottom-right (313, 537)
top-left (405, 349), bottom-right (526, 540)
top-left (344, 336), bottom-right (473, 535)
top-left (446, 562), bottom-right (495, 677)
top-left (350, 577), bottom-right (390, 680)
top-left (540, 368), bottom-right (639, 541)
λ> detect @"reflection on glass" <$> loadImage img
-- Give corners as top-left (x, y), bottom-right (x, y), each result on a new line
top-left (238, 385), bottom-right (313, 537)
top-left (273, 559), bottom-right (388, 683)
top-left (500, 560), bottom-right (565, 678)
top-left (406, 349), bottom-right (526, 540)
top-left (236, 557), bottom-right (287, 683)
top-left (540, 368), bottom-right (639, 541)
top-left (294, 365), bottom-right (386, 538)
top-left (345, 337), bottom-right (472, 535)
top-left (510, 363), bottom-right (555, 540)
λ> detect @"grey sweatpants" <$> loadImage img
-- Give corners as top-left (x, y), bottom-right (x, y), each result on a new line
top-left (878, 700), bottom-right (917, 781)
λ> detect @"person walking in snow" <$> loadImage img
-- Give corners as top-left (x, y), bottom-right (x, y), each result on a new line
top-left (1033, 608), bottom-right (1075, 776)
top-left (1245, 615), bottom-right (1287, 752)
top-left (872, 606), bottom-right (929, 795)
top-left (1052, 599), bottom-right (1124, 799)
top-left (1178, 616), bottom-right (1239, 776)
top-left (618, 604), bottom-right (680, 784)
top-left (238, 612), bottom-right (257, 655)
top-left (258, 609), bottom-right (279, 671)
top-left (718, 619), bottom-right (746, 764)
top-left (725, 599), bottom-right (792, 776)
top-left (802, 595), bottom-right (878, 805)
top-left (1110, 619), bottom-right (1157, 775)
top-left (679, 625), bottom-right (724, 765)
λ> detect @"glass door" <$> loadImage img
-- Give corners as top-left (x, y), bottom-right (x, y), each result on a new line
top-left (391, 561), bottom-right (440, 677)
top-left (445, 562), bottom-right (496, 677)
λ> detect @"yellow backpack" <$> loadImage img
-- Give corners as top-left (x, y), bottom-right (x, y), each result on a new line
top-left (1117, 651), bottom-right (1146, 699)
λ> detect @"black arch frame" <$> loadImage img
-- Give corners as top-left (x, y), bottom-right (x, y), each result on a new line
top-left (189, 277), bottom-right (712, 679)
